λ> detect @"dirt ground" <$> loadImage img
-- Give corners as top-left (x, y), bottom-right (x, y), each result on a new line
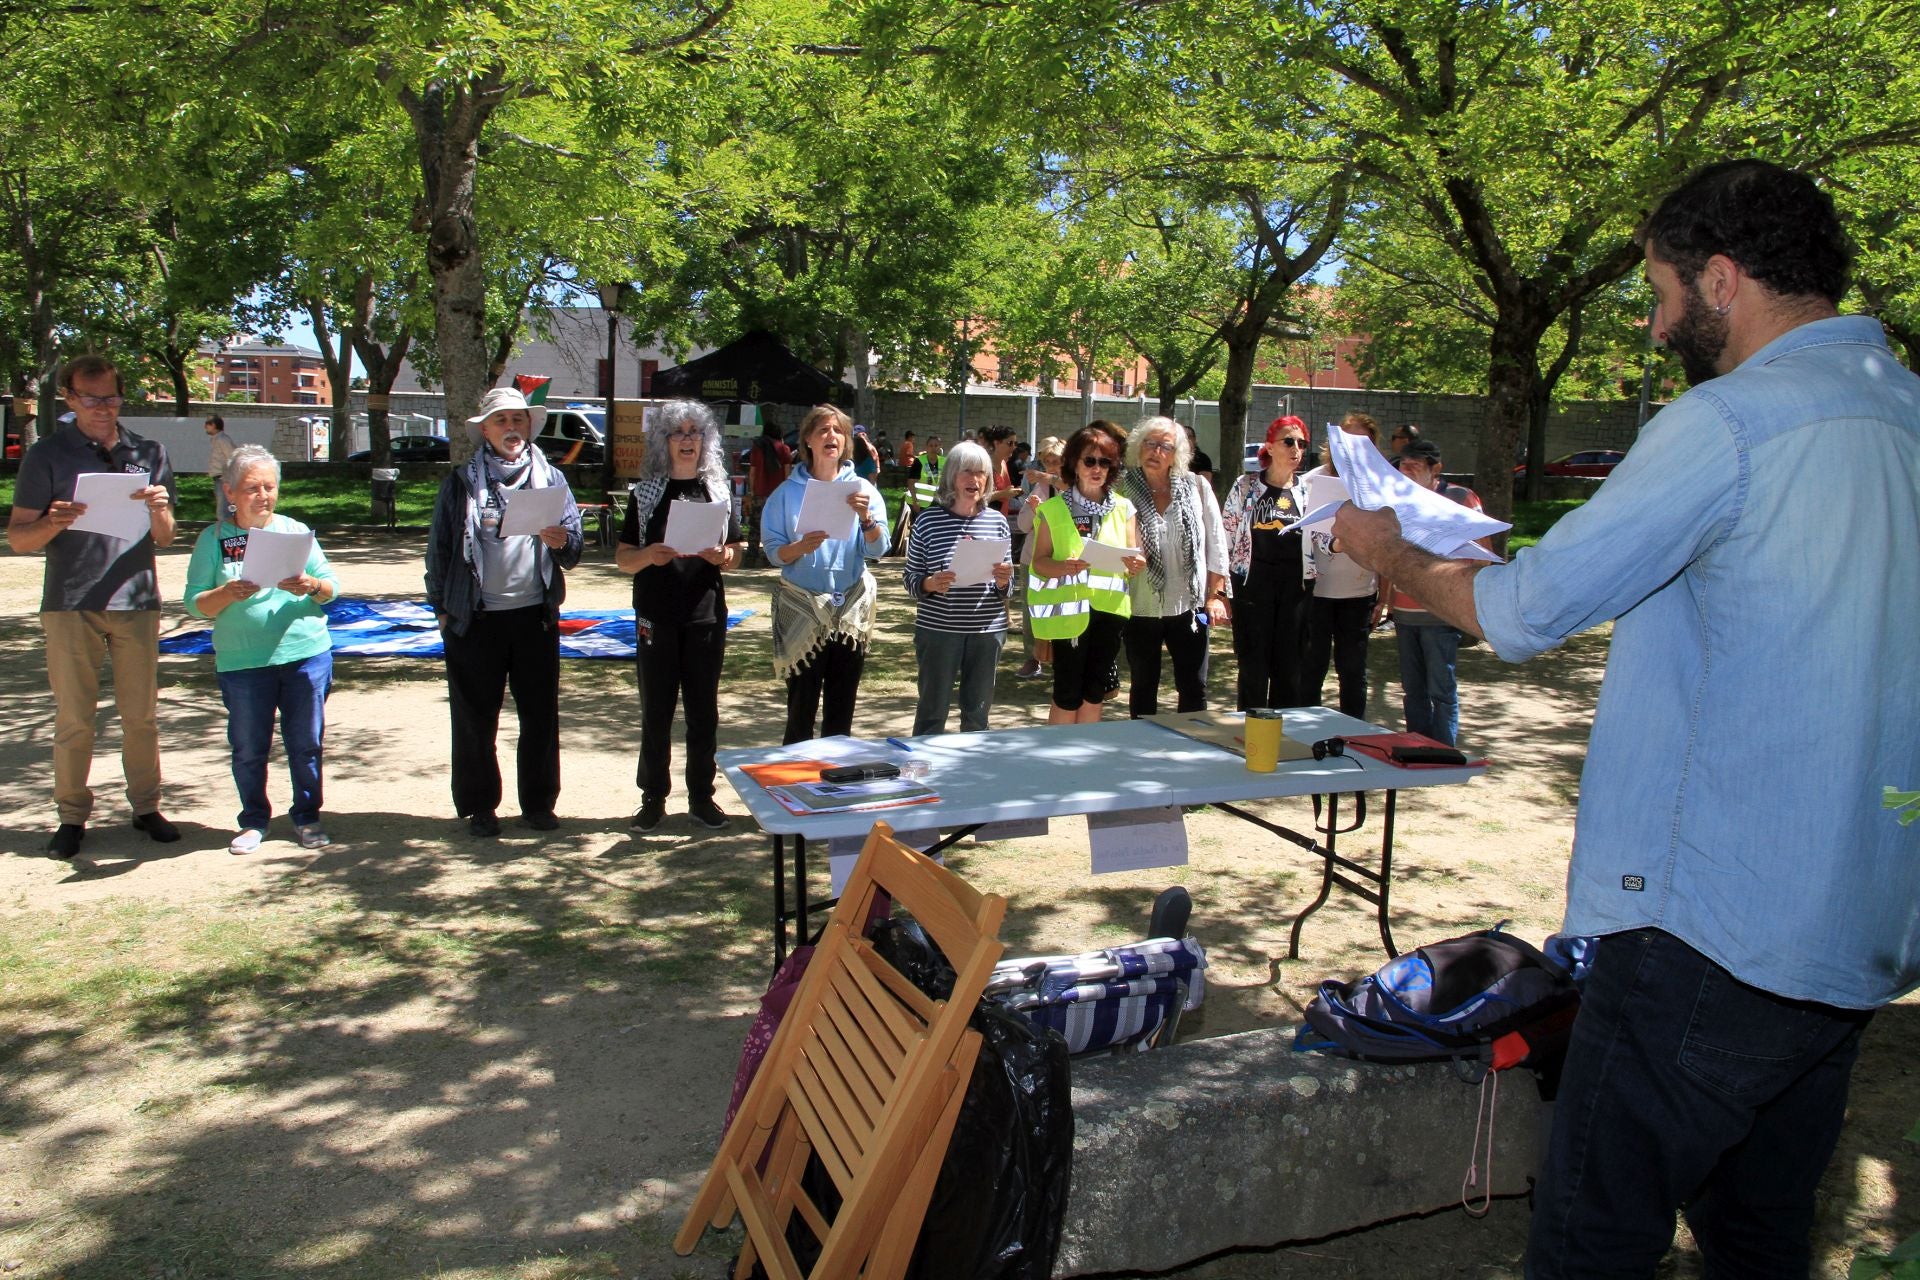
top-left (0, 525), bottom-right (1914, 1280)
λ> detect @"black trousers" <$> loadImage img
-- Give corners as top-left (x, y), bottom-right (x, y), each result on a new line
top-left (444, 605), bottom-right (561, 819)
top-left (1233, 567), bottom-right (1313, 710)
top-left (1124, 611), bottom-right (1210, 719)
top-left (636, 620), bottom-right (727, 803)
top-left (783, 635), bottom-right (867, 745)
top-left (1306, 593), bottom-right (1375, 719)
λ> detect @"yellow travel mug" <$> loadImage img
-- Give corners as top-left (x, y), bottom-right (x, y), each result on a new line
top-left (1244, 709), bottom-right (1285, 772)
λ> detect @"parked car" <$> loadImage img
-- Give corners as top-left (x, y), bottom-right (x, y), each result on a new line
top-left (1514, 449), bottom-right (1625, 479)
top-left (347, 434), bottom-right (450, 463)
top-left (1243, 441), bottom-right (1263, 472)
top-left (533, 405), bottom-right (606, 466)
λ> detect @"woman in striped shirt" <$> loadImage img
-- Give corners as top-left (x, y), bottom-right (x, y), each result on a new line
top-left (903, 442), bottom-right (1013, 736)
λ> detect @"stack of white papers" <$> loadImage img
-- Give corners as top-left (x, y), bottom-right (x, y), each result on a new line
top-left (1325, 431), bottom-right (1508, 561)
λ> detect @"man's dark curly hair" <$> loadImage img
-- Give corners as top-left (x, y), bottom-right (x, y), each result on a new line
top-left (1642, 160), bottom-right (1850, 304)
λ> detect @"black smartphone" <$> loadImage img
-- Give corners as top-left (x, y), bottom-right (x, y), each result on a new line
top-left (819, 762), bottom-right (902, 783)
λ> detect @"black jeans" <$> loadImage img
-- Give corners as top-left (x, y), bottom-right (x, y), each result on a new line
top-left (1233, 567), bottom-right (1312, 710)
top-left (1123, 611), bottom-right (1210, 719)
top-left (1305, 593), bottom-right (1375, 719)
top-left (1527, 929), bottom-right (1871, 1280)
top-left (782, 635), bottom-right (867, 745)
top-left (444, 605), bottom-right (561, 819)
top-left (636, 620), bottom-right (727, 803)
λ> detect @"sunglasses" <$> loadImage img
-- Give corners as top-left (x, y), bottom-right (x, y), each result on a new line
top-left (1080, 455), bottom-right (1117, 469)
top-left (1311, 737), bottom-right (1347, 761)
top-left (1275, 438), bottom-right (1307, 450)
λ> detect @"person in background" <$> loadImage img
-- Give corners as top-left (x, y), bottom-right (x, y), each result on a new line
top-left (743, 419), bottom-right (791, 567)
top-left (1012, 435), bottom-right (1066, 680)
top-left (185, 445), bottom-right (339, 854)
top-left (7, 354), bottom-right (179, 859)
top-left (1305, 412), bottom-right (1381, 719)
top-left (617, 399), bottom-right (744, 833)
top-left (1029, 421), bottom-right (1146, 724)
top-left (1372, 438), bottom-right (1483, 746)
top-left (1221, 415), bottom-right (1315, 710)
top-left (851, 423), bottom-right (882, 483)
top-left (904, 441), bottom-right (1013, 735)
top-left (425, 387), bottom-right (583, 837)
top-left (895, 430), bottom-right (917, 468)
top-left (1389, 423), bottom-right (1422, 455)
top-left (205, 413), bottom-right (237, 521)
top-left (1183, 422), bottom-right (1215, 488)
top-left (978, 425), bottom-right (1020, 516)
top-left (1119, 416), bottom-right (1228, 718)
top-left (892, 431), bottom-right (944, 555)
top-left (763, 404), bottom-right (888, 744)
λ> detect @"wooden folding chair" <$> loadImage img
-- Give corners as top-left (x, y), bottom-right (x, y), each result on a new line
top-left (675, 821), bottom-right (1008, 1280)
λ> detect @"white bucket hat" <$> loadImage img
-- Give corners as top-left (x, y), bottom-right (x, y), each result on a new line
top-left (464, 386), bottom-right (545, 446)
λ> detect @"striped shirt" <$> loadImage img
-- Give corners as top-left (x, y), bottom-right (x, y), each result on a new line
top-left (904, 504), bottom-right (1011, 634)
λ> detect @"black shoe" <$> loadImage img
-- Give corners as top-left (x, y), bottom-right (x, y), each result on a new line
top-left (131, 811), bottom-right (181, 842)
top-left (630, 798), bottom-right (666, 832)
top-left (688, 797), bottom-right (730, 830)
top-left (47, 823), bottom-right (84, 859)
top-left (522, 811), bottom-right (559, 832)
top-left (468, 811), bottom-right (501, 837)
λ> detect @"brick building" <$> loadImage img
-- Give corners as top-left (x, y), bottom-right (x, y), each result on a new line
top-left (206, 338), bottom-right (333, 406)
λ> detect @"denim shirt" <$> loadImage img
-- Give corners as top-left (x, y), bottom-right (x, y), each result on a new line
top-left (1474, 315), bottom-right (1920, 1009)
top-left (761, 463), bottom-right (890, 594)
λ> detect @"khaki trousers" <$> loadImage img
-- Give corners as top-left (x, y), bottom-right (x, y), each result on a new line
top-left (40, 610), bottom-right (163, 825)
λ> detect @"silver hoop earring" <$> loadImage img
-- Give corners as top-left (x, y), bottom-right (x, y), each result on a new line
top-left (1714, 302), bottom-right (1731, 317)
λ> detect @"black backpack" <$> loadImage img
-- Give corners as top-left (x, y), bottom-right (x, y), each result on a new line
top-left (1296, 926), bottom-right (1578, 1086)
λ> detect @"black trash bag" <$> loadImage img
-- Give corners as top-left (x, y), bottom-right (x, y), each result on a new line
top-left (906, 998), bottom-right (1074, 1280)
top-left (870, 913), bottom-right (956, 1001)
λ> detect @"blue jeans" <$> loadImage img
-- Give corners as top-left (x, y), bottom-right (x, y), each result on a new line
top-left (217, 650), bottom-right (333, 830)
top-left (1396, 622), bottom-right (1461, 745)
top-left (1527, 929), bottom-right (1870, 1279)
top-left (912, 626), bottom-right (1004, 736)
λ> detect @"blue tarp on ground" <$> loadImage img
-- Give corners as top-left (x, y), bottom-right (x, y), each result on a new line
top-left (159, 598), bottom-right (751, 661)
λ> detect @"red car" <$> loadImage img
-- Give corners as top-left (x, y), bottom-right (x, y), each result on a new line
top-left (1515, 449), bottom-right (1624, 479)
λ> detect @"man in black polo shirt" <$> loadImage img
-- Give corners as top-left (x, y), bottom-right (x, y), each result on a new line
top-left (7, 355), bottom-right (181, 858)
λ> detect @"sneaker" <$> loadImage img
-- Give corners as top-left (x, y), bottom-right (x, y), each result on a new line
top-left (229, 828), bottom-right (264, 855)
top-left (629, 798), bottom-right (666, 833)
top-left (294, 823), bottom-right (330, 850)
top-left (467, 811), bottom-right (501, 838)
top-left (131, 810), bottom-right (181, 842)
top-left (522, 811), bottom-right (560, 832)
top-left (1014, 661), bottom-right (1047, 680)
top-left (688, 797), bottom-right (730, 830)
top-left (47, 823), bottom-right (85, 860)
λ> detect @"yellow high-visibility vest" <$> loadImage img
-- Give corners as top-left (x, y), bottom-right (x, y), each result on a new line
top-left (1027, 495), bottom-right (1131, 639)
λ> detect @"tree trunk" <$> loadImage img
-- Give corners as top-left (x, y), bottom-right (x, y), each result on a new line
top-left (1217, 328), bottom-right (1261, 459)
top-left (850, 326), bottom-right (875, 427)
top-left (1077, 357), bottom-right (1094, 425)
top-left (1478, 309), bottom-right (1555, 532)
top-left (161, 344), bottom-right (192, 414)
top-left (305, 295), bottom-right (355, 461)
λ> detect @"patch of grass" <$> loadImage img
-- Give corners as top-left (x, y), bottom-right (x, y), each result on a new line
top-left (0, 472), bottom-right (444, 526)
top-left (1508, 498), bottom-right (1586, 551)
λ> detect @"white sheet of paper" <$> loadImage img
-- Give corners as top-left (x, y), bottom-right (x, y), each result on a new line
top-left (948, 537), bottom-right (1010, 588)
top-left (1326, 430), bottom-right (1510, 559)
top-left (68, 471), bottom-right (152, 540)
top-left (498, 485), bottom-right (567, 537)
top-left (970, 817), bottom-right (1049, 844)
top-left (237, 527), bottom-right (314, 587)
top-left (1088, 806), bottom-right (1190, 876)
top-left (1276, 501), bottom-right (1345, 536)
top-left (795, 478), bottom-right (863, 542)
top-left (1306, 470), bottom-right (1350, 512)
top-left (1081, 539), bottom-right (1140, 575)
top-left (662, 498), bottom-right (728, 554)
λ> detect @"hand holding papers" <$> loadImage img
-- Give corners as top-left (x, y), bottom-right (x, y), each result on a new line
top-left (238, 527), bottom-right (314, 588)
top-left (947, 537), bottom-right (1011, 588)
top-left (795, 478), bottom-right (863, 542)
top-left (1326, 429), bottom-right (1508, 561)
top-left (498, 485), bottom-right (567, 537)
top-left (1080, 538), bottom-right (1142, 576)
top-left (68, 472), bottom-right (153, 541)
top-left (662, 499), bottom-right (729, 554)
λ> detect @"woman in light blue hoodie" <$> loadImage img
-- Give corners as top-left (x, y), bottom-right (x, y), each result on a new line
top-left (762, 405), bottom-right (890, 744)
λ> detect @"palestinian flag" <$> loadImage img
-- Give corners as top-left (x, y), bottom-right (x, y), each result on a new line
top-left (513, 374), bottom-right (552, 405)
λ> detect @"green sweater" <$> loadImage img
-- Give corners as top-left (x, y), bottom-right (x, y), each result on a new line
top-left (183, 515), bottom-right (338, 672)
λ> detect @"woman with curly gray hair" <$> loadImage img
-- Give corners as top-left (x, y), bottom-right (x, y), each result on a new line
top-left (615, 399), bottom-right (743, 833)
top-left (1118, 416), bottom-right (1228, 718)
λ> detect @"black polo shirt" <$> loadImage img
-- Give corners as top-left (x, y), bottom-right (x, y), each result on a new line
top-left (15, 423), bottom-right (177, 611)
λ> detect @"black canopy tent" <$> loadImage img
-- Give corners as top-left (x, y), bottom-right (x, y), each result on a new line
top-left (652, 331), bottom-right (852, 407)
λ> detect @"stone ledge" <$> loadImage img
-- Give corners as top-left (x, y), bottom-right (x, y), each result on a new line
top-left (1055, 1026), bottom-right (1547, 1276)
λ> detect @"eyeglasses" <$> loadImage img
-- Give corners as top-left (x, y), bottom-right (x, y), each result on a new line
top-left (667, 428), bottom-right (703, 441)
top-left (1275, 438), bottom-right (1306, 450)
top-left (1141, 440), bottom-right (1175, 455)
top-left (1080, 455), bottom-right (1116, 469)
top-left (70, 394), bottom-right (124, 409)
top-left (1312, 737), bottom-right (1347, 761)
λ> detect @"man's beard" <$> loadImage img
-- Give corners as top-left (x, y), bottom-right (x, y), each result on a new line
top-left (1665, 281), bottom-right (1730, 387)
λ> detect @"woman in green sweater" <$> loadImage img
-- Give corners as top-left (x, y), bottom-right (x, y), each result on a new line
top-left (184, 444), bottom-right (339, 854)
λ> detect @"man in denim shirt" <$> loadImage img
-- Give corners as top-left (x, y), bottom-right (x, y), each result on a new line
top-left (1336, 161), bottom-right (1920, 1277)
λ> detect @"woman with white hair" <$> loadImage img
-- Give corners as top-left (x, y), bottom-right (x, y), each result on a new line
top-left (762, 404), bottom-right (889, 744)
top-left (904, 441), bottom-right (1014, 736)
top-left (185, 444), bottom-right (340, 853)
top-left (1118, 417), bottom-right (1228, 718)
top-left (616, 399), bottom-right (744, 833)
top-left (425, 387), bottom-right (584, 838)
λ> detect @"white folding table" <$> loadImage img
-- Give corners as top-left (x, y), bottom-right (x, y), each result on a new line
top-left (717, 709), bottom-right (1485, 967)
